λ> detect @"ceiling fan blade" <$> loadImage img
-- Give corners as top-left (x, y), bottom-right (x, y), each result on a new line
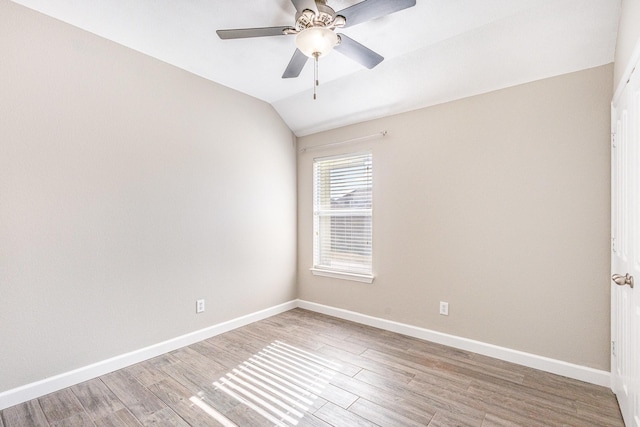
top-left (291, 0), bottom-right (319, 16)
top-left (217, 27), bottom-right (291, 39)
top-left (337, 0), bottom-right (416, 28)
top-left (282, 49), bottom-right (309, 78)
top-left (335, 34), bottom-right (383, 69)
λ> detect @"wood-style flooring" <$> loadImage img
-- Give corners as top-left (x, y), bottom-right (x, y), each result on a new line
top-left (0, 308), bottom-right (624, 426)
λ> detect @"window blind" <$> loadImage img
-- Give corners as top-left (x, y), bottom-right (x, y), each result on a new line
top-left (313, 152), bottom-right (372, 275)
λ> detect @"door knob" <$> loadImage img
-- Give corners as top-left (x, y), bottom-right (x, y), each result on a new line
top-left (612, 273), bottom-right (634, 288)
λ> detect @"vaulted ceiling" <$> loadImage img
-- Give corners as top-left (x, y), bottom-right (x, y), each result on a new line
top-left (10, 0), bottom-right (620, 136)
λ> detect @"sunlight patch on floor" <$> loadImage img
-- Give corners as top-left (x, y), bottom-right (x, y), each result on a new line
top-left (192, 340), bottom-right (340, 426)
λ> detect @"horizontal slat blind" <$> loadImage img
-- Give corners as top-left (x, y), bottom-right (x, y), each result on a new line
top-left (313, 153), bottom-right (372, 275)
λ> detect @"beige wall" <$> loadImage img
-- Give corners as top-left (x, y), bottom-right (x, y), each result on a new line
top-left (298, 64), bottom-right (613, 370)
top-left (0, 1), bottom-right (296, 392)
top-left (615, 0), bottom-right (640, 85)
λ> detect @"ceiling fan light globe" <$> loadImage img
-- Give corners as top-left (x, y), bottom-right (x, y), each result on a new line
top-left (295, 27), bottom-right (338, 58)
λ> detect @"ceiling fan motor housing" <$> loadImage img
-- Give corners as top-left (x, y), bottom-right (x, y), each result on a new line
top-left (291, 0), bottom-right (346, 33)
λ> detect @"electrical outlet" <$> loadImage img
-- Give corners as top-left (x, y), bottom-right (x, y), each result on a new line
top-left (439, 301), bottom-right (449, 316)
top-left (196, 299), bottom-right (205, 313)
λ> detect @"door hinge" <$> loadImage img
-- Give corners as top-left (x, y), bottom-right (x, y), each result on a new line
top-left (611, 132), bottom-right (616, 148)
top-left (612, 340), bottom-right (616, 357)
top-left (612, 236), bottom-right (616, 252)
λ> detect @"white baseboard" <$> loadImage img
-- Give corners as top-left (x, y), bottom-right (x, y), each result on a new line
top-left (297, 300), bottom-right (611, 388)
top-left (0, 298), bottom-right (611, 411)
top-left (0, 300), bottom-right (297, 411)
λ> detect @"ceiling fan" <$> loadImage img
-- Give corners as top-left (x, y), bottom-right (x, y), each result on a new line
top-left (217, 0), bottom-right (416, 98)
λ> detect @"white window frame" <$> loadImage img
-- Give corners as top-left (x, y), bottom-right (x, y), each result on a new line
top-left (311, 152), bottom-right (374, 283)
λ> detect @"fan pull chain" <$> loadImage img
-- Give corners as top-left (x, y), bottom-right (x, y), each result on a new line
top-left (313, 52), bottom-right (319, 100)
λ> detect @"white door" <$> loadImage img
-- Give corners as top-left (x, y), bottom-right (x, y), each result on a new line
top-left (612, 64), bottom-right (640, 426)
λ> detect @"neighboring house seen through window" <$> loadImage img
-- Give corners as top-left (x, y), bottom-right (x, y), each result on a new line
top-left (312, 152), bottom-right (373, 283)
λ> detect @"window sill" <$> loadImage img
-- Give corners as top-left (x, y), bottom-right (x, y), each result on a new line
top-left (310, 268), bottom-right (375, 284)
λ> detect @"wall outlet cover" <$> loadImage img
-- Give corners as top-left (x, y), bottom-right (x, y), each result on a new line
top-left (439, 301), bottom-right (449, 316)
top-left (196, 299), bottom-right (205, 313)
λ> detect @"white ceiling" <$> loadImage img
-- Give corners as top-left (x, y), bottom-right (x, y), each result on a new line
top-left (10, 0), bottom-right (620, 136)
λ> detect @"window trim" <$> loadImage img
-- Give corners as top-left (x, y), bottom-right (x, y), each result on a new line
top-left (310, 267), bottom-right (375, 283)
top-left (311, 151), bottom-right (374, 283)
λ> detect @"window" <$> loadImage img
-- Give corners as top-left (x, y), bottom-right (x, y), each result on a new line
top-left (312, 152), bottom-right (373, 283)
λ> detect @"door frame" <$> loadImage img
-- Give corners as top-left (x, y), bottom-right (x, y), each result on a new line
top-left (611, 38), bottom-right (640, 427)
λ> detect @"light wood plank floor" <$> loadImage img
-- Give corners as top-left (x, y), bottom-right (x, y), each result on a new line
top-left (1, 308), bottom-right (624, 426)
